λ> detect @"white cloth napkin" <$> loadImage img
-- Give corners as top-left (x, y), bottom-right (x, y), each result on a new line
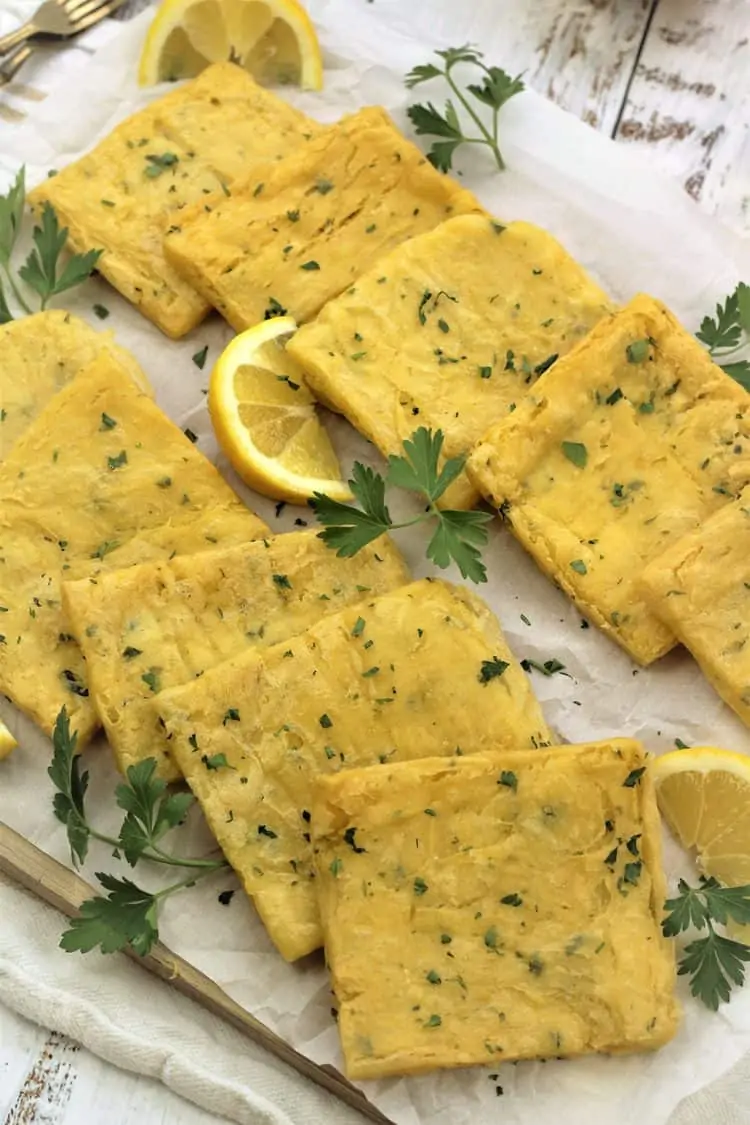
top-left (0, 874), bottom-right (367, 1125)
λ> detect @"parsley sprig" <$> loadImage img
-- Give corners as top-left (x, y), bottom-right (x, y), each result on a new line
top-left (310, 427), bottom-right (492, 583)
top-left (49, 708), bottom-right (227, 956)
top-left (696, 283), bottom-right (750, 389)
top-left (0, 167), bottom-right (102, 322)
top-left (405, 45), bottom-right (524, 172)
top-left (662, 876), bottom-right (750, 1009)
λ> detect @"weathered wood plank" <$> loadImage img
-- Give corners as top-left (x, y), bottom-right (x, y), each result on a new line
top-left (4, 1031), bottom-right (79, 1124)
top-left (616, 0), bottom-right (750, 232)
top-left (490, 0), bottom-right (656, 135)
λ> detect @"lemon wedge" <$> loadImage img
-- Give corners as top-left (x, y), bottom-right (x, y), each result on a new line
top-left (653, 747), bottom-right (750, 936)
top-left (0, 717), bottom-right (17, 760)
top-left (208, 316), bottom-right (351, 505)
top-left (139, 0), bottom-right (323, 88)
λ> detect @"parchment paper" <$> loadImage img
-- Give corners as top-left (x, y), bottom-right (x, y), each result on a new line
top-left (1, 3), bottom-right (750, 1123)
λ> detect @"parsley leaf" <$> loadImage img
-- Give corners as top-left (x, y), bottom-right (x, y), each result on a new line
top-left (561, 440), bottom-right (587, 469)
top-left (311, 462), bottom-right (391, 556)
top-left (662, 876), bottom-right (750, 1009)
top-left (60, 873), bottom-right (159, 956)
top-left (427, 509), bottom-right (491, 582)
top-left (405, 45), bottom-right (523, 171)
top-left (696, 283), bottom-right (750, 390)
top-left (0, 166), bottom-right (25, 267)
top-left (311, 427), bottom-right (491, 583)
top-left (115, 758), bottom-right (194, 866)
top-left (48, 708), bottom-right (228, 957)
top-left (18, 202), bottom-right (101, 309)
top-left (47, 706), bottom-right (90, 866)
top-left (0, 281), bottom-right (12, 325)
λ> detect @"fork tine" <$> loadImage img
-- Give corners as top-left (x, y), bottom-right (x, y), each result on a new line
top-left (62, 0), bottom-right (112, 24)
top-left (65, 0), bottom-right (124, 33)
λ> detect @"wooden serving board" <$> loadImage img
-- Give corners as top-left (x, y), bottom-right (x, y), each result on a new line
top-left (0, 821), bottom-right (392, 1125)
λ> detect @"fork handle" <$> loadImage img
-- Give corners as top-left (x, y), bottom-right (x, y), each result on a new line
top-left (0, 23), bottom-right (36, 57)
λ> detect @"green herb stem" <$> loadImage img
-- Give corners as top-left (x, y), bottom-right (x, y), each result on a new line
top-left (145, 842), bottom-right (227, 871)
top-left (445, 68), bottom-right (504, 170)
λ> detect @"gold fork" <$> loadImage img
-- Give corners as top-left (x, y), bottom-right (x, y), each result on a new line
top-left (0, 0), bottom-right (126, 57)
top-left (0, 44), bottom-right (33, 90)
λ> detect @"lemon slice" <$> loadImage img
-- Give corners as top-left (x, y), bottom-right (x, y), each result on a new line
top-left (653, 747), bottom-right (750, 937)
top-left (209, 316), bottom-right (351, 505)
top-left (139, 0), bottom-right (323, 89)
top-left (0, 717), bottom-right (17, 760)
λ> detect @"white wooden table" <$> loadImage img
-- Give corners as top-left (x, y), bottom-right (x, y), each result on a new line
top-left (1, 1), bottom-right (749, 1122)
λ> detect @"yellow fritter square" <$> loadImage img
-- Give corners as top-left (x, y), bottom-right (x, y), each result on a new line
top-left (156, 579), bottom-right (552, 961)
top-left (313, 740), bottom-right (679, 1079)
top-left (288, 214), bottom-right (613, 509)
top-left (163, 106), bottom-right (483, 332)
top-left (0, 311), bottom-right (148, 459)
top-left (468, 294), bottom-right (750, 665)
top-left (28, 63), bottom-right (321, 338)
top-left (641, 494), bottom-right (750, 727)
top-left (0, 354), bottom-right (266, 744)
top-left (62, 530), bottom-right (409, 782)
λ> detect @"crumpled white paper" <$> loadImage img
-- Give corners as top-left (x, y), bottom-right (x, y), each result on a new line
top-left (2, 3), bottom-right (750, 1124)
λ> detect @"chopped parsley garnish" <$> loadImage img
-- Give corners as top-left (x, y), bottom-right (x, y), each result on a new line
top-left (257, 824), bottom-right (278, 838)
top-left (426, 969), bottom-right (441, 984)
top-left (521, 657), bottom-right (565, 676)
top-left (144, 152), bottom-right (179, 178)
top-left (313, 178), bottom-right (334, 194)
top-left (621, 860), bottom-right (643, 888)
top-left (90, 540), bottom-right (119, 560)
top-left (351, 616), bottom-right (366, 637)
top-left (184, 428), bottom-right (198, 444)
top-left (222, 708), bottom-right (240, 725)
top-left (319, 713), bottom-right (333, 728)
top-left (534, 353), bottom-right (558, 376)
top-left (362, 666), bottom-right (380, 678)
top-left (500, 893), bottom-right (522, 907)
top-left (478, 656), bottom-right (509, 683)
top-left (623, 766), bottom-right (646, 787)
top-left (498, 770), bottom-right (517, 791)
top-left (570, 559), bottom-right (588, 575)
top-left (192, 345), bottom-right (208, 370)
top-left (264, 297), bottom-right (287, 319)
top-left (413, 876), bottom-right (429, 896)
top-left (330, 857), bottom-right (343, 877)
top-left (107, 450), bottom-right (128, 471)
top-left (343, 827), bottom-right (366, 853)
top-left (286, 209), bottom-right (300, 222)
top-left (484, 926), bottom-right (499, 949)
top-left (561, 440), bottom-right (587, 469)
top-left (61, 669), bottom-right (89, 697)
top-left (300, 260), bottom-right (320, 271)
top-left (272, 573), bottom-right (292, 590)
top-left (122, 646), bottom-right (142, 660)
top-left (92, 303), bottom-right (109, 320)
top-left (424, 1014), bottom-right (442, 1028)
top-left (626, 338), bottom-right (651, 364)
top-left (141, 669), bottom-right (161, 693)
